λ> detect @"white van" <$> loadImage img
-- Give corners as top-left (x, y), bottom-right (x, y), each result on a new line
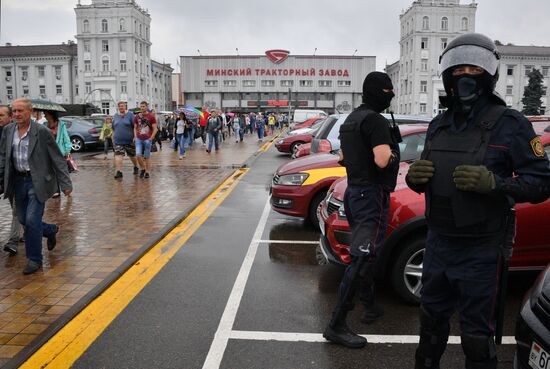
top-left (292, 109), bottom-right (327, 124)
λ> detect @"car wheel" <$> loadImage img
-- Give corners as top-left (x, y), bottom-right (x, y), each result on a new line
top-left (290, 141), bottom-right (304, 155)
top-left (71, 136), bottom-right (84, 152)
top-left (391, 236), bottom-right (425, 304)
top-left (308, 190), bottom-right (327, 228)
top-left (315, 245), bottom-right (328, 265)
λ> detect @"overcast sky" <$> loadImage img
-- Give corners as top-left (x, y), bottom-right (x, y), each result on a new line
top-left (2, 0), bottom-right (549, 72)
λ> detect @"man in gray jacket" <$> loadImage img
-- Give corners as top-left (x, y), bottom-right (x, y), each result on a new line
top-left (0, 98), bottom-right (73, 274)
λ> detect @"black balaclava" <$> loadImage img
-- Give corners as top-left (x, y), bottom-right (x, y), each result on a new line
top-left (443, 68), bottom-right (495, 113)
top-left (362, 72), bottom-right (395, 113)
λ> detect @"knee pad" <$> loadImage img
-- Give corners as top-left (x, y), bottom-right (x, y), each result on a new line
top-left (415, 307), bottom-right (450, 369)
top-left (461, 333), bottom-right (497, 366)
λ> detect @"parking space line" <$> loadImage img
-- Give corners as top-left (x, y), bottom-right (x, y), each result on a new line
top-left (255, 240), bottom-right (320, 244)
top-left (229, 330), bottom-right (517, 345)
top-left (202, 198), bottom-right (271, 369)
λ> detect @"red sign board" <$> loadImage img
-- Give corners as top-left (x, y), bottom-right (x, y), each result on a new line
top-left (265, 49), bottom-right (290, 64)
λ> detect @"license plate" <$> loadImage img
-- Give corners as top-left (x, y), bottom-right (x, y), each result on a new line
top-left (529, 341), bottom-right (550, 369)
top-left (317, 208), bottom-right (325, 236)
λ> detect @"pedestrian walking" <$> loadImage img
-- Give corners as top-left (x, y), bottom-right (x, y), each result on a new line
top-left (113, 101), bottom-right (139, 179)
top-left (406, 33), bottom-right (550, 369)
top-left (0, 105), bottom-right (22, 255)
top-left (256, 113), bottom-right (265, 141)
top-left (206, 110), bottom-right (221, 153)
top-left (175, 112), bottom-right (190, 159)
top-left (268, 114), bottom-right (276, 135)
top-left (100, 116), bottom-right (114, 159)
top-left (233, 114), bottom-right (244, 142)
top-left (0, 98), bottom-right (73, 274)
top-left (199, 107), bottom-right (210, 147)
top-left (43, 110), bottom-right (72, 198)
top-left (245, 114), bottom-right (251, 135)
top-left (133, 101), bottom-right (158, 179)
top-left (323, 72), bottom-right (400, 349)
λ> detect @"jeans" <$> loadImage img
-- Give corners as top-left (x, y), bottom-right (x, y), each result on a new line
top-left (176, 133), bottom-right (186, 155)
top-left (135, 138), bottom-right (152, 158)
top-left (103, 138), bottom-right (113, 155)
top-left (234, 127), bottom-right (243, 141)
top-left (207, 131), bottom-right (219, 151)
top-left (189, 126), bottom-right (196, 146)
top-left (15, 176), bottom-right (57, 264)
top-left (257, 126), bottom-right (264, 139)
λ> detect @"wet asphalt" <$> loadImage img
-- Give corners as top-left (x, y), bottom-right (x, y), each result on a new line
top-left (71, 146), bottom-right (539, 369)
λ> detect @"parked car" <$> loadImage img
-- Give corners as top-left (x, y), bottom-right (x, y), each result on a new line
top-left (515, 264), bottom-right (550, 369)
top-left (290, 117), bottom-right (325, 131)
top-left (310, 113), bottom-right (431, 155)
top-left (60, 116), bottom-right (103, 152)
top-left (291, 109), bottom-right (327, 126)
top-left (528, 116), bottom-right (550, 134)
top-left (271, 124), bottom-right (429, 226)
top-left (318, 133), bottom-right (550, 304)
top-left (293, 142), bottom-right (311, 159)
top-left (275, 118), bottom-right (327, 154)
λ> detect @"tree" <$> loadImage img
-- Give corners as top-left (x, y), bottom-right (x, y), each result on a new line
top-left (522, 68), bottom-right (544, 115)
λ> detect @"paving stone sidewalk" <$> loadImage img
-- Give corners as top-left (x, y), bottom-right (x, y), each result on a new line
top-left (0, 131), bottom-right (280, 365)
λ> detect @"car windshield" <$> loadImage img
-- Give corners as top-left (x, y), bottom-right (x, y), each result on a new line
top-left (315, 117), bottom-right (338, 139)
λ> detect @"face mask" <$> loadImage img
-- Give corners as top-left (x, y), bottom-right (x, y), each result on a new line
top-left (365, 90), bottom-right (395, 113)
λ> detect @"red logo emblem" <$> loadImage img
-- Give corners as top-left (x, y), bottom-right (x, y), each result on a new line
top-left (265, 49), bottom-right (290, 64)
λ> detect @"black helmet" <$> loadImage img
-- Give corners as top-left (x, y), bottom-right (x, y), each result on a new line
top-left (439, 33), bottom-right (500, 77)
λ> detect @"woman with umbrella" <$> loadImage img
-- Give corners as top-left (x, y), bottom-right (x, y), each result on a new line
top-left (43, 110), bottom-right (72, 197)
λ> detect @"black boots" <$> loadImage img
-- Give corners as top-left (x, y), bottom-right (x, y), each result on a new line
top-left (323, 319), bottom-right (367, 349)
top-left (361, 303), bottom-right (384, 324)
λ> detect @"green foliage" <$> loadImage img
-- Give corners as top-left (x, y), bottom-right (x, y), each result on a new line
top-left (522, 68), bottom-right (544, 115)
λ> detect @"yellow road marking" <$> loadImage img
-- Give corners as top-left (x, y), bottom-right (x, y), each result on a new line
top-left (301, 167), bottom-right (346, 186)
top-left (258, 131), bottom-right (283, 152)
top-left (20, 168), bottom-right (249, 369)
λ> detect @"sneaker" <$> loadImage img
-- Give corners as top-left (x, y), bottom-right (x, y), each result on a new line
top-left (23, 260), bottom-right (42, 275)
top-left (323, 323), bottom-right (367, 349)
top-left (114, 171), bottom-right (123, 179)
top-left (3, 243), bottom-right (17, 255)
top-left (182, 153), bottom-right (186, 158)
top-left (133, 166), bottom-right (139, 175)
top-left (179, 156), bottom-right (183, 160)
top-left (144, 172), bottom-right (150, 179)
top-left (47, 225), bottom-right (59, 251)
top-left (361, 304), bottom-right (384, 324)
top-left (206, 149), bottom-right (211, 154)
top-left (202, 143), bottom-right (206, 147)
top-left (139, 169), bottom-right (146, 178)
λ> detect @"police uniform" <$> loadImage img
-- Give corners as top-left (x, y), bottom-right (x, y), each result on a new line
top-left (407, 33), bottom-right (550, 369)
top-left (323, 72), bottom-right (400, 349)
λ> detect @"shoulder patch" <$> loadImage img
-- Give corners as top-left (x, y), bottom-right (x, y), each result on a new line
top-left (530, 137), bottom-right (545, 157)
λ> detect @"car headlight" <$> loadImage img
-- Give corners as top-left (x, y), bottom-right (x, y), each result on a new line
top-left (530, 266), bottom-right (550, 309)
top-left (277, 139), bottom-right (284, 145)
top-left (277, 173), bottom-right (309, 186)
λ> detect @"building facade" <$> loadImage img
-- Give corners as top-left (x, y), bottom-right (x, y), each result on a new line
top-left (0, 43), bottom-right (78, 106)
top-left (180, 53), bottom-right (376, 113)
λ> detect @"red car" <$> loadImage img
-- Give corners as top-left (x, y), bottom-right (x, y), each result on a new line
top-left (275, 119), bottom-right (326, 154)
top-left (271, 125), bottom-right (429, 225)
top-left (293, 142), bottom-right (311, 159)
top-left (291, 117), bottom-right (325, 131)
top-left (318, 133), bottom-right (550, 304)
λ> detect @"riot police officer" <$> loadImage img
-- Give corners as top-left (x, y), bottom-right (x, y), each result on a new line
top-left (406, 33), bottom-right (550, 369)
top-left (323, 72), bottom-right (401, 348)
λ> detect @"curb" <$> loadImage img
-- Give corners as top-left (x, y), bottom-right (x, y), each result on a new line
top-left (3, 139), bottom-right (277, 369)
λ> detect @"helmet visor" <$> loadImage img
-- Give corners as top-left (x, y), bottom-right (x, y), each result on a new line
top-left (439, 45), bottom-right (499, 76)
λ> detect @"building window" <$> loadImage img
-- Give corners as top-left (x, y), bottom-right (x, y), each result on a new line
top-left (261, 80), bottom-right (275, 87)
top-left (21, 67), bottom-right (28, 81)
top-left (84, 60), bottom-right (91, 72)
top-left (421, 38), bottom-right (428, 50)
top-left (422, 16), bottom-right (429, 30)
top-left (243, 80), bottom-right (256, 87)
top-left (299, 80), bottom-right (313, 87)
top-left (6, 86), bottom-right (13, 98)
top-left (525, 66), bottom-right (533, 76)
top-left (39, 85), bottom-right (46, 95)
top-left (205, 80), bottom-right (218, 87)
top-left (319, 80), bottom-right (332, 87)
top-left (120, 39), bottom-right (126, 52)
top-left (420, 103), bottom-right (427, 114)
top-left (83, 19), bottom-right (89, 33)
top-left (461, 17), bottom-right (469, 31)
top-left (146, 27), bottom-right (149, 40)
top-left (441, 38), bottom-right (448, 50)
top-left (121, 81), bottom-right (127, 93)
top-left (102, 40), bottom-right (109, 52)
top-left (23, 86), bottom-right (29, 96)
top-left (101, 19), bottom-right (108, 33)
top-left (280, 80), bottom-right (293, 87)
top-left (84, 40), bottom-right (90, 52)
top-left (120, 60), bottom-right (127, 71)
top-left (139, 24), bottom-right (142, 36)
top-left (75, 85), bottom-right (79, 95)
top-left (506, 85), bottom-right (513, 95)
top-left (74, 65), bottom-right (78, 76)
top-left (507, 66), bottom-right (514, 76)
top-left (134, 40), bottom-right (138, 54)
top-left (102, 57), bottom-right (109, 72)
top-left (85, 82), bottom-right (91, 94)
top-left (338, 80), bottom-right (351, 87)
top-left (421, 59), bottom-right (428, 72)
top-left (55, 66), bottom-right (62, 80)
top-left (37, 66), bottom-right (45, 78)
top-left (101, 102), bottom-right (110, 115)
top-left (56, 85), bottom-right (62, 95)
top-left (119, 18), bottom-right (126, 32)
top-left (543, 66), bottom-right (549, 77)
top-left (441, 17), bottom-right (448, 30)
top-left (420, 80), bottom-right (427, 93)
top-left (139, 43), bottom-right (143, 56)
top-left (223, 80), bottom-right (237, 87)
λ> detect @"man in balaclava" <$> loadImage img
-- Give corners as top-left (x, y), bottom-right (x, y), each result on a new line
top-left (406, 33), bottom-right (550, 369)
top-left (323, 72), bottom-right (401, 348)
